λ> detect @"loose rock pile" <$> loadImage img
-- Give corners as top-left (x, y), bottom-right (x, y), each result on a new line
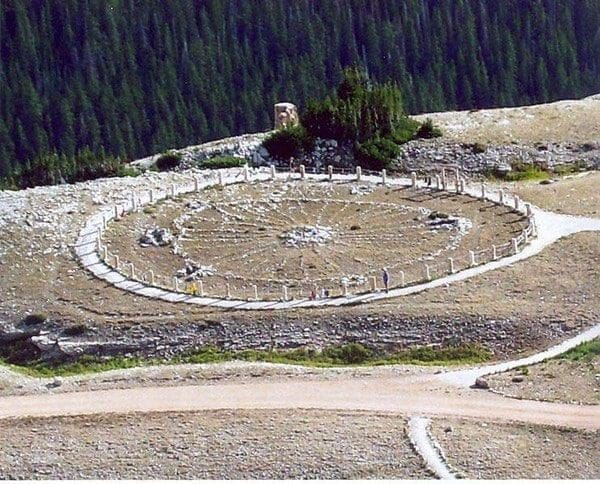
top-left (396, 139), bottom-right (600, 173)
top-left (177, 262), bottom-right (216, 281)
top-left (279, 225), bottom-right (334, 247)
top-left (0, 313), bottom-right (581, 364)
top-left (139, 227), bottom-right (173, 247)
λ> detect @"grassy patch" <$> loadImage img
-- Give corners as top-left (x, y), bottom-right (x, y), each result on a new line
top-left (483, 162), bottom-right (550, 182)
top-left (557, 339), bottom-right (600, 363)
top-left (4, 355), bottom-right (160, 378)
top-left (552, 160), bottom-right (588, 176)
top-left (3, 343), bottom-right (493, 378)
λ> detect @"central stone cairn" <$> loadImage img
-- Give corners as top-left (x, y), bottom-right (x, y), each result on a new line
top-left (279, 225), bottom-right (334, 247)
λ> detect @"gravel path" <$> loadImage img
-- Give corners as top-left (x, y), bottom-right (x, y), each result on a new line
top-left (407, 416), bottom-right (455, 479)
top-left (1, 375), bottom-right (598, 429)
top-left (439, 323), bottom-right (600, 387)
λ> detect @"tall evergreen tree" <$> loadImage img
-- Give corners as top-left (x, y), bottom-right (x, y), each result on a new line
top-left (0, 0), bottom-right (598, 180)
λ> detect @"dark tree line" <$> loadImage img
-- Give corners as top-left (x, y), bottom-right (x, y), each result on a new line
top-left (1, 0), bottom-right (598, 181)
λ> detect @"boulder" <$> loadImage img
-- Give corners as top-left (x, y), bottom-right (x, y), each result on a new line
top-left (473, 377), bottom-right (490, 389)
top-left (139, 227), bottom-right (173, 247)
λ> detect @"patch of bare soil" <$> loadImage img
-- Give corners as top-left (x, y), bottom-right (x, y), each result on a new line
top-left (507, 171), bottom-right (600, 217)
top-left (414, 94), bottom-right (600, 145)
top-left (486, 356), bottom-right (600, 405)
top-left (0, 409), bottom-right (429, 479)
top-left (430, 418), bottom-right (600, 479)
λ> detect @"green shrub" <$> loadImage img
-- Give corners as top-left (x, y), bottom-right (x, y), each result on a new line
top-left (22, 313), bottom-right (48, 326)
top-left (325, 343), bottom-right (372, 364)
top-left (389, 118), bottom-right (421, 144)
top-left (302, 98), bottom-right (349, 140)
top-left (5, 149), bottom-right (131, 189)
top-left (415, 118), bottom-right (443, 139)
top-left (115, 164), bottom-right (140, 177)
top-left (483, 162), bottom-right (550, 182)
top-left (389, 344), bottom-right (492, 365)
top-left (156, 151), bottom-right (181, 171)
top-left (302, 67), bottom-right (411, 144)
top-left (262, 125), bottom-right (315, 160)
top-left (504, 162), bottom-right (549, 181)
top-left (553, 160), bottom-right (588, 176)
top-left (354, 136), bottom-right (401, 170)
top-left (199, 155), bottom-right (246, 169)
top-left (559, 339), bottom-right (600, 362)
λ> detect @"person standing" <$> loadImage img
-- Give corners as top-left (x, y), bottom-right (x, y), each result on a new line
top-left (382, 267), bottom-right (390, 293)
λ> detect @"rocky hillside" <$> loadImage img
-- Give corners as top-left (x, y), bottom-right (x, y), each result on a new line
top-left (135, 94), bottom-right (600, 174)
top-left (414, 93), bottom-right (600, 144)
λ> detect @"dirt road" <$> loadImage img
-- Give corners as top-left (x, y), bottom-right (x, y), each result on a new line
top-left (0, 375), bottom-right (597, 430)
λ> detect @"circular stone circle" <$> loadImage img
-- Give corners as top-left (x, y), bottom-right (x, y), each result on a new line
top-left (77, 168), bottom-right (535, 309)
top-left (167, 184), bottom-right (475, 296)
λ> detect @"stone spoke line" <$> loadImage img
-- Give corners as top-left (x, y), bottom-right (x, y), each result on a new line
top-left (75, 167), bottom-right (600, 310)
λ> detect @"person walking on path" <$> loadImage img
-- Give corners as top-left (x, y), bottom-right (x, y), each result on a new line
top-left (382, 267), bottom-right (390, 293)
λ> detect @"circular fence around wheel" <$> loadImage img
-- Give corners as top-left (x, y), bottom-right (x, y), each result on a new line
top-left (75, 164), bottom-right (536, 309)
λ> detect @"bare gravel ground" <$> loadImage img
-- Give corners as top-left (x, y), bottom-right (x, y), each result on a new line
top-left (430, 418), bottom-right (600, 479)
top-left (486, 355), bottom-right (600, 405)
top-left (415, 93), bottom-right (600, 144)
top-left (0, 409), bottom-right (429, 480)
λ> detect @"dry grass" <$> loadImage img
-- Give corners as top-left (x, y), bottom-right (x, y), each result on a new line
top-left (508, 171), bottom-right (600, 217)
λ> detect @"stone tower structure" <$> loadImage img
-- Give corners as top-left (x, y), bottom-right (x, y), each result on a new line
top-left (274, 102), bottom-right (299, 129)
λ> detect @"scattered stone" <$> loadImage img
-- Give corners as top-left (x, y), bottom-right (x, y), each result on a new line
top-left (47, 378), bottom-right (62, 389)
top-left (427, 214), bottom-right (473, 235)
top-left (177, 262), bottom-right (216, 281)
top-left (279, 226), bottom-right (334, 247)
top-left (350, 185), bottom-right (374, 196)
top-left (473, 377), bottom-right (490, 389)
top-left (139, 227), bottom-right (173, 247)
